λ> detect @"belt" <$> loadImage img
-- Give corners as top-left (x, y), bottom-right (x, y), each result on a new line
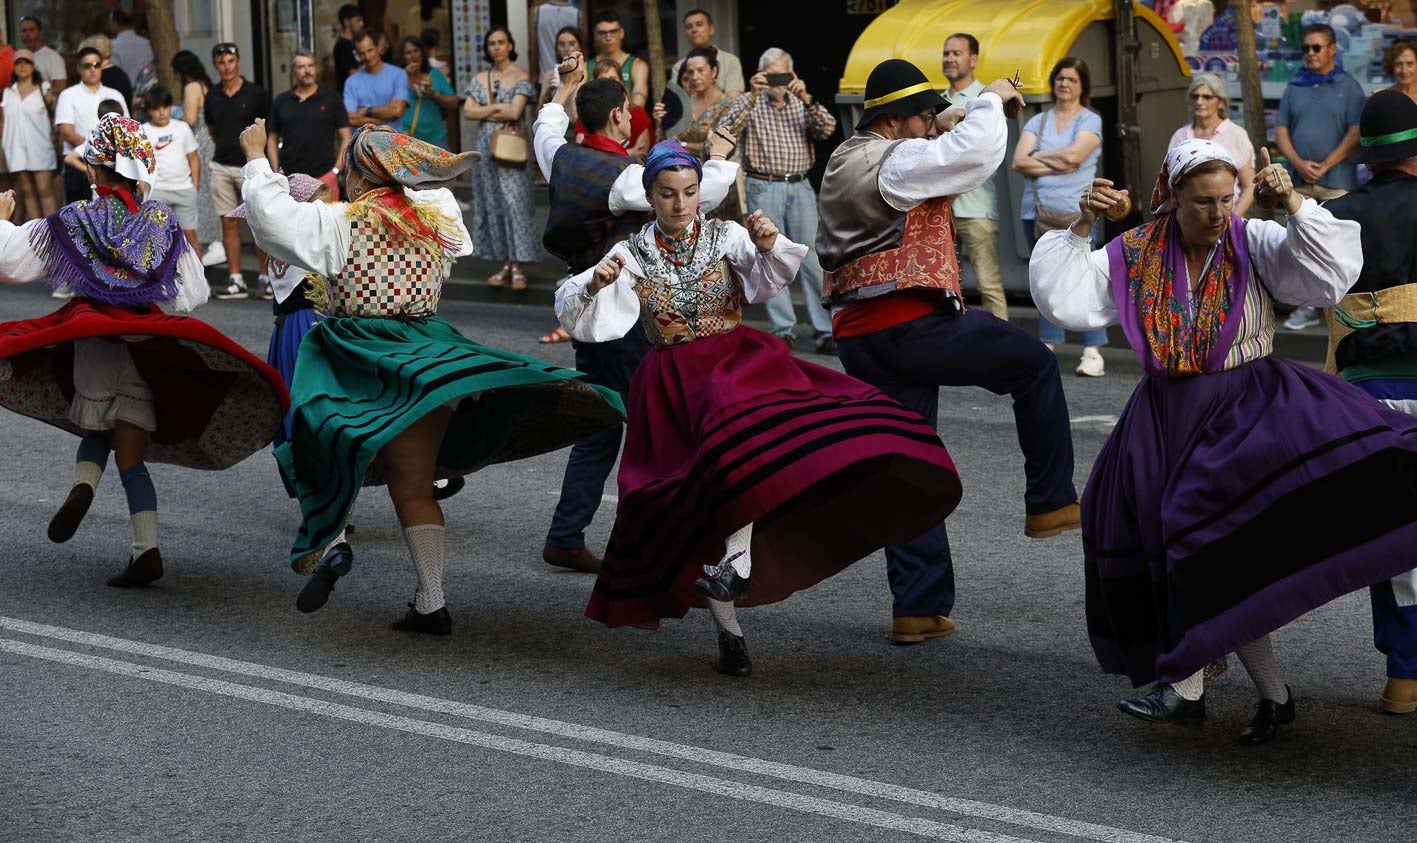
top-left (746, 171), bottom-right (809, 183)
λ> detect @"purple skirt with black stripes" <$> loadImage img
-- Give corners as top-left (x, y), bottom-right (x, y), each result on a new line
top-left (1084, 355), bottom-right (1417, 686)
top-left (587, 326), bottom-right (962, 629)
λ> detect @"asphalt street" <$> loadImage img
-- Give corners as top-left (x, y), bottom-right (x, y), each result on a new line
top-left (0, 284), bottom-right (1410, 843)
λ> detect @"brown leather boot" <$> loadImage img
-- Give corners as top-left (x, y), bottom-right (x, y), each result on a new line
top-left (1381, 677), bottom-right (1417, 714)
top-left (1024, 501), bottom-right (1082, 538)
top-left (891, 615), bottom-right (956, 645)
top-left (542, 544), bottom-right (602, 573)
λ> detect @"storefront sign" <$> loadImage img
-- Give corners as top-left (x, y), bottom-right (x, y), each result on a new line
top-left (846, 0), bottom-right (899, 14)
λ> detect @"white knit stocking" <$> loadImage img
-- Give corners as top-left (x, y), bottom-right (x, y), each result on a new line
top-left (707, 598), bottom-right (742, 637)
top-left (705, 523), bottom-right (753, 579)
top-left (1236, 634), bottom-right (1288, 702)
top-left (1171, 669), bottom-right (1205, 701)
top-left (403, 524), bottom-right (445, 614)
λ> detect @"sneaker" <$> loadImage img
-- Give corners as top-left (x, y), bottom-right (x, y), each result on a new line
top-left (51, 288), bottom-right (73, 299)
top-left (213, 274), bottom-right (248, 300)
top-left (1283, 306), bottom-right (1322, 331)
top-left (772, 330), bottom-right (796, 348)
top-left (253, 274), bottom-right (274, 300)
top-left (1076, 346), bottom-right (1105, 377)
top-left (201, 241), bottom-right (227, 268)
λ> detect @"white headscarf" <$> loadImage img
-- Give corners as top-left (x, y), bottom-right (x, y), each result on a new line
top-left (1151, 139), bottom-right (1238, 215)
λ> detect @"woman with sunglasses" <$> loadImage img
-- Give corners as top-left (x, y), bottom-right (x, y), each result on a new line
top-left (1167, 72), bottom-right (1255, 216)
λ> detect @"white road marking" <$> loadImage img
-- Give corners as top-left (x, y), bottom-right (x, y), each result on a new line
top-left (0, 617), bottom-right (1182, 843)
top-left (1070, 415), bottom-right (1118, 428)
top-left (544, 491), bottom-right (619, 504)
top-left (1, 637), bottom-right (1034, 843)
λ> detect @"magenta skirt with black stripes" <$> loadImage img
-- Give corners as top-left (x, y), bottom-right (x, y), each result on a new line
top-left (586, 326), bottom-right (962, 629)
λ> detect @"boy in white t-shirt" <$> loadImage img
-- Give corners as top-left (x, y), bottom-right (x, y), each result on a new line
top-left (141, 85), bottom-right (201, 249)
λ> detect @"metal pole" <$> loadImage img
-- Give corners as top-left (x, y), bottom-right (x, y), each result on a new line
top-left (1113, 0), bottom-right (1143, 222)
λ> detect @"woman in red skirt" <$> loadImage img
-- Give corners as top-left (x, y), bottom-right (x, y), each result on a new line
top-left (557, 141), bottom-right (962, 675)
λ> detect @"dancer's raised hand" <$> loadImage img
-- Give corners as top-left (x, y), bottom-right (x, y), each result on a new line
top-left (1255, 147), bottom-right (1302, 214)
top-left (746, 210), bottom-right (780, 252)
top-left (240, 119), bottom-right (267, 162)
top-left (591, 253), bottom-right (625, 292)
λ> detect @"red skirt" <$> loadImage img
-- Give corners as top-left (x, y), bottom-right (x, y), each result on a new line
top-left (587, 326), bottom-right (962, 628)
top-left (0, 299), bottom-right (289, 469)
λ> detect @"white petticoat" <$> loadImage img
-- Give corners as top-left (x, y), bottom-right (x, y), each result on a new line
top-left (68, 337), bottom-right (157, 432)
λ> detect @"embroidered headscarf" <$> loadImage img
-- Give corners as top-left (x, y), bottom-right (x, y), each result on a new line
top-left (1112, 139), bottom-right (1250, 377)
top-left (31, 114), bottom-right (186, 306)
top-left (642, 140), bottom-right (701, 191)
top-left (343, 125), bottom-right (477, 254)
top-left (83, 113), bottom-right (156, 187)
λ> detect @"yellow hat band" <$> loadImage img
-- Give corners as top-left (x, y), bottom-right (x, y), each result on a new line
top-left (864, 81), bottom-right (935, 110)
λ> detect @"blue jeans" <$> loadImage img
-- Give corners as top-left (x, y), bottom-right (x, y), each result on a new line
top-left (745, 178), bottom-right (832, 336)
top-left (545, 324), bottom-right (651, 550)
top-left (1023, 216), bottom-right (1108, 347)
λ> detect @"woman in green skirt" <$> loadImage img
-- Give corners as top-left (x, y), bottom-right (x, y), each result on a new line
top-left (237, 120), bottom-right (624, 634)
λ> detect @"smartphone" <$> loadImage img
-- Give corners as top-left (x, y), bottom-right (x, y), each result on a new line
top-left (763, 72), bottom-right (793, 87)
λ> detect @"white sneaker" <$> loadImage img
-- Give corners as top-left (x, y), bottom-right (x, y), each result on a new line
top-left (213, 274), bottom-right (248, 300)
top-left (1076, 346), bottom-right (1105, 377)
top-left (252, 274), bottom-right (274, 301)
top-left (201, 241), bottom-right (227, 268)
top-left (51, 288), bottom-right (73, 299)
top-left (1283, 306), bottom-right (1322, 331)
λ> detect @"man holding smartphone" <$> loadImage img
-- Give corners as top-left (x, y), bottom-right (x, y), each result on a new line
top-left (717, 48), bottom-right (837, 353)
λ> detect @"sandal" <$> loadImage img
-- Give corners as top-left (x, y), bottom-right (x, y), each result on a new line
top-left (538, 325), bottom-right (571, 344)
top-left (510, 268), bottom-right (529, 291)
top-left (487, 263), bottom-right (510, 287)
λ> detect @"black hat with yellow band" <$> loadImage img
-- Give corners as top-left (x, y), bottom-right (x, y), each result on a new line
top-left (856, 59), bottom-right (946, 131)
top-left (1359, 89), bottom-right (1417, 165)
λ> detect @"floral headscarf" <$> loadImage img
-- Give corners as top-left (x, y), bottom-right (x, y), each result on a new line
top-left (83, 113), bottom-right (156, 186)
top-left (344, 124), bottom-right (477, 189)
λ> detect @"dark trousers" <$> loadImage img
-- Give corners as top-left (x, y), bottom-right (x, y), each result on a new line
top-left (545, 322), bottom-right (652, 549)
top-left (836, 307), bottom-right (1078, 617)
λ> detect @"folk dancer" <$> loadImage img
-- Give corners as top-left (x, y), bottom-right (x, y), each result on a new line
top-left (1031, 140), bottom-right (1417, 743)
top-left (557, 141), bottom-right (961, 675)
top-left (815, 59), bottom-right (1080, 645)
top-left (1323, 89), bottom-right (1417, 715)
top-left (239, 120), bottom-right (624, 633)
top-left (0, 114), bottom-right (287, 587)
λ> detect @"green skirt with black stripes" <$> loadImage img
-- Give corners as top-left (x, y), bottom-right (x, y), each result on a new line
top-left (274, 315), bottom-right (624, 574)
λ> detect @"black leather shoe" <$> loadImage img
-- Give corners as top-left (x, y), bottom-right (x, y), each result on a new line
top-left (1117, 684), bottom-right (1206, 725)
top-left (296, 542), bottom-right (354, 614)
top-left (48, 484), bottom-right (94, 543)
top-left (1237, 686), bottom-right (1295, 746)
top-left (106, 548), bottom-right (163, 588)
top-left (695, 553), bottom-right (750, 602)
top-left (432, 476), bottom-right (465, 501)
top-left (715, 630), bottom-right (751, 677)
top-left (392, 603), bottom-right (452, 635)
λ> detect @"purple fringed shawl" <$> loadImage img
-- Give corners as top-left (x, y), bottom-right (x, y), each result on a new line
top-left (31, 195), bottom-right (188, 307)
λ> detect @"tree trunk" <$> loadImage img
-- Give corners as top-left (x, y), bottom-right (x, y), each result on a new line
top-left (146, 0), bottom-right (180, 95)
top-left (642, 0), bottom-right (665, 105)
top-left (1234, 0), bottom-right (1267, 165)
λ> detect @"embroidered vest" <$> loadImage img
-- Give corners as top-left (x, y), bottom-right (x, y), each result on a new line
top-left (328, 213), bottom-right (445, 318)
top-left (627, 220), bottom-right (741, 348)
top-left (817, 133), bottom-right (963, 308)
top-left (545, 144), bottom-right (647, 273)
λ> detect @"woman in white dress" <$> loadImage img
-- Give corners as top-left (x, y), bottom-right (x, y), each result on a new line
top-left (2, 50), bottom-right (58, 221)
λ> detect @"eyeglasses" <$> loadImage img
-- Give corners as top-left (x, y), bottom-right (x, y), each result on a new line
top-left (79, 62), bottom-right (101, 70)
top-left (1189, 92), bottom-right (1218, 100)
top-left (213, 43), bottom-right (239, 56)
top-left (1303, 43), bottom-right (1328, 53)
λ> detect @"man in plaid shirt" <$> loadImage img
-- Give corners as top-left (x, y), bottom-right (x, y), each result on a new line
top-left (718, 48), bottom-right (838, 353)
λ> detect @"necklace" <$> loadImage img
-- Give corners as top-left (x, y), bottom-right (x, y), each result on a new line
top-left (654, 219), bottom-right (700, 267)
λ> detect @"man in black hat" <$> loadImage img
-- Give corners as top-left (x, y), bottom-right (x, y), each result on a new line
top-left (1323, 88), bottom-right (1417, 716)
top-left (816, 58), bottom-right (1079, 645)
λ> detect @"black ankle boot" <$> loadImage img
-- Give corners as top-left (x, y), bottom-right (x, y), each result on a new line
top-left (432, 476), bottom-right (465, 501)
top-left (714, 630), bottom-right (751, 677)
top-left (1238, 686), bottom-right (1295, 745)
top-left (695, 553), bottom-right (750, 603)
top-left (1117, 684), bottom-right (1206, 725)
top-left (392, 603), bottom-right (452, 635)
top-left (48, 484), bottom-right (95, 544)
top-left (296, 542), bottom-right (353, 614)
top-left (106, 548), bottom-right (163, 588)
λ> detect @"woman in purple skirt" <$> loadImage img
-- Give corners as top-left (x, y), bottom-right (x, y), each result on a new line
top-left (1030, 139), bottom-right (1417, 744)
top-left (556, 141), bottom-right (962, 676)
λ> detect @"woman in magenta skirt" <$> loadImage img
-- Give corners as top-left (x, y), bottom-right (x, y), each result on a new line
top-left (556, 141), bottom-right (962, 676)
